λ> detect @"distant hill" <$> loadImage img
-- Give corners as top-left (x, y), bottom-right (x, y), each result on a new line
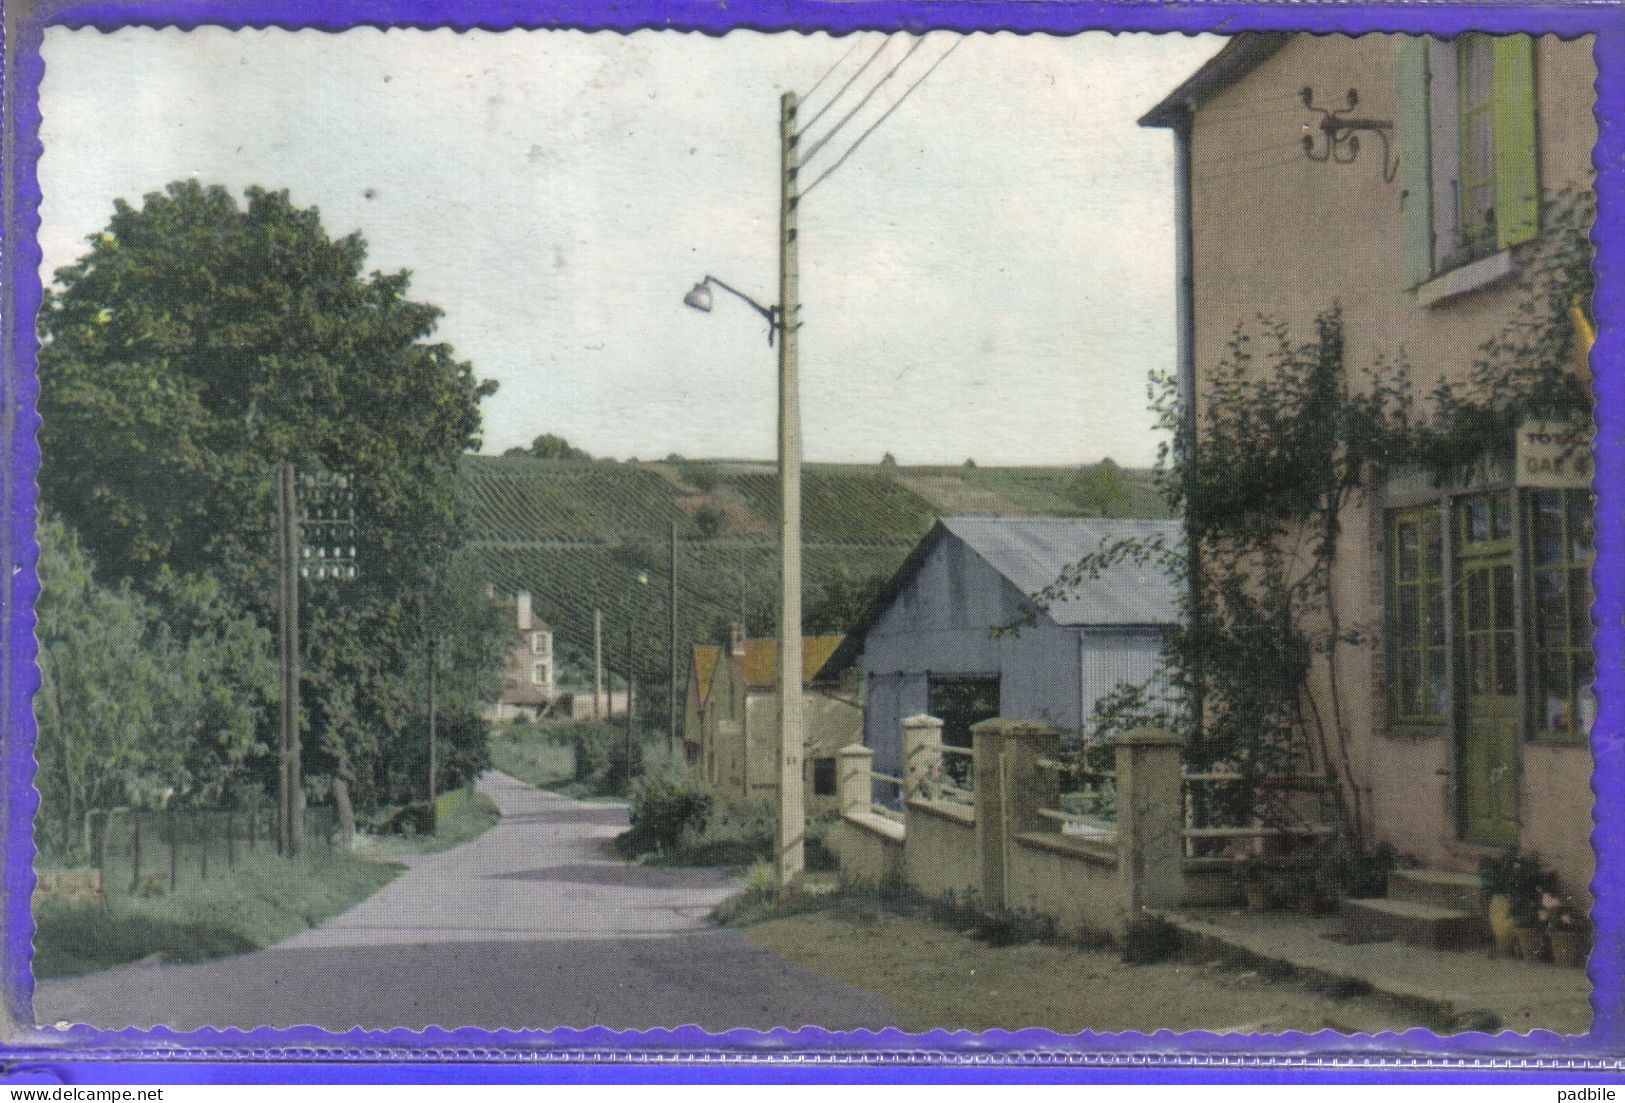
top-left (455, 454), bottom-right (1168, 720)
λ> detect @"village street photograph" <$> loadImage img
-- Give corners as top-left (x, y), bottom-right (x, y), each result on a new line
top-left (23, 25), bottom-right (1598, 1038)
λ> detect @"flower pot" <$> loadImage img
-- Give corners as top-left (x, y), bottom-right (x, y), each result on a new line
top-left (1513, 924), bottom-right (1546, 963)
top-left (1487, 894), bottom-right (1517, 958)
top-left (1549, 928), bottom-right (1589, 968)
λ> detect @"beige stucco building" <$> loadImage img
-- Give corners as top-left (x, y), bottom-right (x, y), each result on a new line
top-left (1143, 33), bottom-right (1595, 899)
top-left (683, 629), bottom-right (859, 817)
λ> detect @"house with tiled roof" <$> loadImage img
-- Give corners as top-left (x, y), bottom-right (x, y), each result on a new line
top-left (680, 643), bottom-right (723, 770)
top-left (687, 626), bottom-right (859, 815)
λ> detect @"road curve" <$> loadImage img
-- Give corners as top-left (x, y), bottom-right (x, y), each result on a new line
top-left (32, 772), bottom-right (896, 1032)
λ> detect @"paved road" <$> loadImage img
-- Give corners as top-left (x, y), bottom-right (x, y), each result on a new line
top-left (33, 772), bottom-right (895, 1031)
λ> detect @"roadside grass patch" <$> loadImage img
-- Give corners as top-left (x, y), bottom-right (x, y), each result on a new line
top-left (32, 843), bottom-right (401, 979)
top-left (726, 880), bottom-right (1431, 1033)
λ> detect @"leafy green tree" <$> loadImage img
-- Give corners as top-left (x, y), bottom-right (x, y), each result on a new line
top-left (1074, 457), bottom-right (1128, 517)
top-left (528, 433), bottom-right (590, 460)
top-left (37, 181), bottom-right (499, 816)
top-left (34, 517), bottom-right (272, 860)
top-left (803, 570), bottom-right (888, 635)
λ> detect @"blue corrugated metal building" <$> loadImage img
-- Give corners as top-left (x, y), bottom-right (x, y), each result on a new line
top-left (816, 516), bottom-right (1183, 781)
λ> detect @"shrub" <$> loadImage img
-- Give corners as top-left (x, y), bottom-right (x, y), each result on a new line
top-left (1121, 916), bottom-right (1182, 964)
top-left (622, 771), bottom-right (712, 856)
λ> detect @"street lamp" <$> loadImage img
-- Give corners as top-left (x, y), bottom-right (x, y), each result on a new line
top-left (682, 91), bottom-right (806, 889)
top-left (683, 275), bottom-right (781, 345)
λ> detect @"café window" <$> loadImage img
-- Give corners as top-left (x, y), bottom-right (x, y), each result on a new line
top-left (1387, 506), bottom-right (1448, 722)
top-left (1527, 489), bottom-right (1595, 740)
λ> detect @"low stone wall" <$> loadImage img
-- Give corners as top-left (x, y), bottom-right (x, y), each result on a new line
top-left (1006, 832), bottom-right (1123, 938)
top-left (903, 800), bottom-right (978, 901)
top-left (833, 723), bottom-right (1192, 946)
top-left (837, 811), bottom-right (905, 889)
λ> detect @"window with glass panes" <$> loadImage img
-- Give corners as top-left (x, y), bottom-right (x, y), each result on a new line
top-left (1388, 506), bottom-right (1448, 721)
top-left (1457, 33), bottom-right (1498, 259)
top-left (1454, 491), bottom-right (1518, 701)
top-left (1526, 489), bottom-right (1595, 739)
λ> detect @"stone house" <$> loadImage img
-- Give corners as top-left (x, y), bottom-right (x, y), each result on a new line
top-left (815, 517), bottom-right (1183, 787)
top-left (485, 591), bottom-right (557, 723)
top-left (685, 628), bottom-right (858, 817)
top-left (1141, 33), bottom-right (1595, 899)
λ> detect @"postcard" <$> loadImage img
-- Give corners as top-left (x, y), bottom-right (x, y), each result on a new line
top-left (3, 0), bottom-right (1619, 1078)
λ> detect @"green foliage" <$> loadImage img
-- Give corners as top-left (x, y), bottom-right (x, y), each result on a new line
top-left (34, 517), bottom-right (275, 861)
top-left (1035, 188), bottom-right (1595, 846)
top-left (31, 838), bottom-right (401, 979)
top-left (1072, 458), bottom-right (1129, 517)
top-left (803, 569), bottom-right (888, 635)
top-left (528, 433), bottom-right (591, 460)
top-left (621, 769), bottom-right (713, 857)
top-left (37, 180), bottom-right (503, 817)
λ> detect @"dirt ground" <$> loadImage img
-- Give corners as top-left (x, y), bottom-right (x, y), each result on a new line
top-left (741, 905), bottom-right (1444, 1035)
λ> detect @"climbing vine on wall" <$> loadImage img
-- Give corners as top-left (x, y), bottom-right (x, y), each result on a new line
top-left (1034, 187), bottom-right (1595, 849)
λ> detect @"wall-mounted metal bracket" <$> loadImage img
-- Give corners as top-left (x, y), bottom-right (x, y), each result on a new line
top-left (1300, 87), bottom-right (1399, 184)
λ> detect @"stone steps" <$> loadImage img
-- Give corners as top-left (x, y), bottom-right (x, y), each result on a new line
top-left (1389, 867), bottom-right (1487, 914)
top-left (1341, 896), bottom-right (1488, 951)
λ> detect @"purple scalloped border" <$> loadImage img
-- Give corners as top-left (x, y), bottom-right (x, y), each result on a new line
top-left (3, 0), bottom-right (1621, 1081)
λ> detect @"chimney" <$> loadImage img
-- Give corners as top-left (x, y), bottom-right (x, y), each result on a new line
top-left (516, 591), bottom-right (532, 631)
top-left (730, 623), bottom-right (746, 658)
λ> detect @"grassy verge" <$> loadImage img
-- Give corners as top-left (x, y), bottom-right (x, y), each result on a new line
top-left (33, 845), bottom-right (401, 980)
top-left (488, 730), bottom-right (575, 792)
top-left (35, 787), bottom-right (504, 980)
top-left (717, 876), bottom-right (1432, 1034)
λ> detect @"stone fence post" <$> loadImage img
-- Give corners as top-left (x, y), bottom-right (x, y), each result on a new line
top-left (972, 718), bottom-right (1062, 911)
top-left (837, 743), bottom-right (874, 818)
top-left (902, 714), bottom-right (944, 802)
top-left (1112, 727), bottom-right (1186, 921)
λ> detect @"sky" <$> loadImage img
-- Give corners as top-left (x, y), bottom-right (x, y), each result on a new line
top-left (37, 28), bottom-right (1220, 467)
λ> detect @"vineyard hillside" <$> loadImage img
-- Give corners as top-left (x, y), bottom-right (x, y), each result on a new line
top-left (455, 453), bottom-right (1167, 724)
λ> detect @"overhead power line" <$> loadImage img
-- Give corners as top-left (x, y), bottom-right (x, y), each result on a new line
top-left (797, 36), bottom-right (927, 169)
top-left (801, 39), bottom-right (862, 106)
top-left (798, 36), bottom-right (892, 136)
top-left (800, 37), bottom-right (963, 199)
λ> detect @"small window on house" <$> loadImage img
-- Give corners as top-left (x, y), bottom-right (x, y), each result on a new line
top-left (812, 756), bottom-right (837, 797)
top-left (532, 661), bottom-right (549, 686)
top-left (1387, 506), bottom-right (1448, 722)
top-left (1527, 489), bottom-right (1595, 740)
top-left (530, 631), bottom-right (549, 656)
top-left (1397, 34), bottom-right (1539, 289)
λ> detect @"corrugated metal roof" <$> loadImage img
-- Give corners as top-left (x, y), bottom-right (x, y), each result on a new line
top-left (941, 516), bottom-right (1183, 627)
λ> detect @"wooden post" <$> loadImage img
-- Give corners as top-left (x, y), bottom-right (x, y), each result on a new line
top-left (226, 811), bottom-right (236, 871)
top-left (199, 811), bottom-right (208, 880)
top-left (128, 811), bottom-right (141, 895)
top-left (669, 521), bottom-right (679, 755)
top-left (427, 634), bottom-right (438, 804)
top-left (593, 608), bottom-right (604, 721)
top-left (276, 460), bottom-right (303, 855)
top-left (167, 806), bottom-right (177, 892)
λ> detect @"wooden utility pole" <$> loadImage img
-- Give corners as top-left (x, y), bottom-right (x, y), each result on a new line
top-left (593, 608), bottom-right (604, 721)
top-left (275, 461), bottom-right (302, 855)
top-left (775, 89), bottom-right (806, 886)
top-left (427, 634), bottom-right (438, 803)
top-left (669, 521), bottom-right (679, 755)
top-left (624, 617), bottom-right (634, 777)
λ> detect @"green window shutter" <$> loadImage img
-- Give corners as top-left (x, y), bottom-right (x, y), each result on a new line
top-left (1493, 33), bottom-right (1540, 249)
top-left (1397, 37), bottom-right (1434, 288)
